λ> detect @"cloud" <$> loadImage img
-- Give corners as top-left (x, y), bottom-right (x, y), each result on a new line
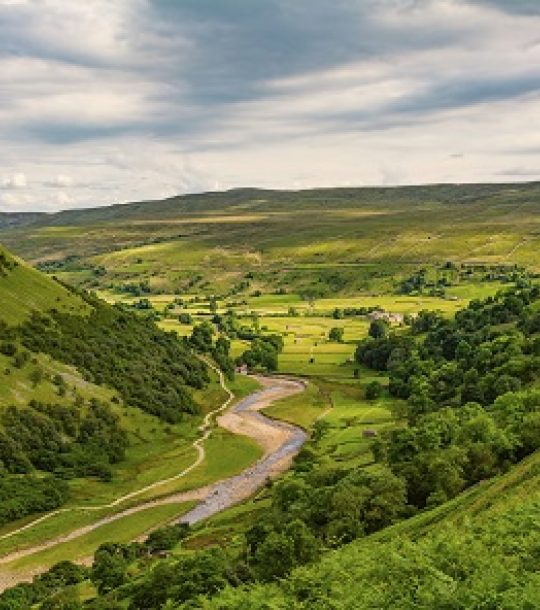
top-left (1, 173), bottom-right (27, 189)
top-left (0, 0), bottom-right (540, 211)
top-left (45, 174), bottom-right (74, 188)
top-left (473, 1), bottom-right (540, 15)
top-left (495, 167), bottom-right (540, 177)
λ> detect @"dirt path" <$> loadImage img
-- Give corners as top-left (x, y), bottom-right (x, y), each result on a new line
top-left (0, 369), bottom-right (306, 591)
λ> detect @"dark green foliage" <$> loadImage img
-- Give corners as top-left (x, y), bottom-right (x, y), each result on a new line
top-left (127, 548), bottom-right (233, 609)
top-left (189, 321), bottom-right (214, 353)
top-left (0, 250), bottom-right (18, 277)
top-left (92, 543), bottom-right (142, 594)
top-left (18, 294), bottom-right (209, 422)
top-left (0, 475), bottom-right (68, 527)
top-left (389, 285), bottom-right (540, 414)
top-left (0, 399), bottom-right (127, 480)
top-left (145, 522), bottom-right (190, 554)
top-left (355, 334), bottom-right (413, 371)
top-left (237, 335), bottom-right (284, 372)
top-left (368, 285), bottom-right (540, 508)
top-left (0, 341), bottom-right (16, 357)
top-left (365, 381), bottom-right (383, 400)
top-left (247, 465), bottom-right (406, 563)
top-left (212, 336), bottom-right (235, 380)
top-left (0, 561), bottom-right (85, 610)
top-left (328, 327), bottom-right (344, 342)
top-left (368, 318), bottom-right (389, 339)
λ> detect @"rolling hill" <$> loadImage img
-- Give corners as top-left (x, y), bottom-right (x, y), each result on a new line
top-left (1, 182), bottom-right (540, 297)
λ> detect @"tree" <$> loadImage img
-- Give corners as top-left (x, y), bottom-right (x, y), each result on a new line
top-left (369, 319), bottom-right (389, 339)
top-left (189, 322), bottom-right (214, 352)
top-left (178, 312), bottom-right (192, 324)
top-left (329, 327), bottom-right (344, 343)
top-left (365, 381), bottom-right (383, 400)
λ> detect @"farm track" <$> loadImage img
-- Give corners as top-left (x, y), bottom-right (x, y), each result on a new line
top-left (0, 365), bottom-right (307, 591)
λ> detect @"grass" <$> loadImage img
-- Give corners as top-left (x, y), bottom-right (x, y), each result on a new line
top-left (319, 386), bottom-right (396, 469)
top-left (5, 501), bottom-right (197, 572)
top-left (3, 183), bottom-right (539, 298)
top-left (264, 380), bottom-right (330, 429)
top-left (0, 350), bottom-right (117, 408)
top-left (0, 249), bottom-right (89, 325)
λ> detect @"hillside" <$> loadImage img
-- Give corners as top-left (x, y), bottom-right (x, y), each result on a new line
top-left (1, 182), bottom-right (540, 297)
top-left (3, 282), bottom-right (540, 608)
top-left (0, 244), bottom-right (212, 534)
top-left (0, 246), bottom-right (89, 325)
top-left (202, 447), bottom-right (540, 609)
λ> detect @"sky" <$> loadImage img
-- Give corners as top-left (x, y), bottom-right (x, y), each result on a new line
top-left (1, 0), bottom-right (540, 212)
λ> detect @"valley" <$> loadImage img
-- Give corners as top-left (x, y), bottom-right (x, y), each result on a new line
top-left (1, 184), bottom-right (540, 608)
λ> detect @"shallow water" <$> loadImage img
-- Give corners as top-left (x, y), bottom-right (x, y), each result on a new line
top-left (180, 379), bottom-right (307, 524)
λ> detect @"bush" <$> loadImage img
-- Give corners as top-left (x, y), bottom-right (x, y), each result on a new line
top-left (365, 381), bottom-right (383, 400)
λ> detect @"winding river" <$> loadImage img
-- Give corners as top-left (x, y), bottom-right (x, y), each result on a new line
top-left (0, 373), bottom-right (307, 591)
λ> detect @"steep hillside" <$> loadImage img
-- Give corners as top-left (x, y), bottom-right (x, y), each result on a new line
top-left (203, 448), bottom-right (540, 609)
top-left (2, 182), bottom-right (540, 297)
top-left (0, 245), bottom-right (89, 325)
top-left (0, 244), bottom-right (210, 531)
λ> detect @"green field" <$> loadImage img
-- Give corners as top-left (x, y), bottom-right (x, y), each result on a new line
top-left (1, 183), bottom-right (539, 299)
top-left (2, 183), bottom-right (540, 605)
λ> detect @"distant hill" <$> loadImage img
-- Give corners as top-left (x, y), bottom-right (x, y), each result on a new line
top-left (0, 211), bottom-right (45, 230)
top-left (2, 181), bottom-right (540, 296)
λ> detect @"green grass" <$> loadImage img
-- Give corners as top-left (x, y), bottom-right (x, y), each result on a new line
top-left (3, 183), bottom-right (538, 298)
top-left (310, 378), bottom-right (397, 469)
top-left (133, 426), bottom-right (263, 502)
top-left (0, 248), bottom-right (89, 325)
top-left (264, 381), bottom-right (330, 429)
top-left (5, 501), bottom-right (196, 572)
top-left (0, 351), bottom-right (117, 408)
top-left (0, 376), bottom-right (263, 564)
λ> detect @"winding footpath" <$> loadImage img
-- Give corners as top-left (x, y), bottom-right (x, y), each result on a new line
top-left (0, 365), bottom-right (307, 592)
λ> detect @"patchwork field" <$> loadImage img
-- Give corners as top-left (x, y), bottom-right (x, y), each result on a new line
top-left (1, 183), bottom-right (539, 299)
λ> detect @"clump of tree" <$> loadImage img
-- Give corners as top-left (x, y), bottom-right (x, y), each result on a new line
top-left (0, 475), bottom-right (69, 527)
top-left (16, 293), bottom-right (209, 423)
top-left (189, 322), bottom-right (235, 379)
top-left (328, 327), bottom-right (344, 343)
top-left (358, 284), bottom-right (540, 508)
top-left (237, 335), bottom-right (284, 372)
top-left (0, 560), bottom-right (86, 609)
top-left (0, 398), bottom-right (127, 481)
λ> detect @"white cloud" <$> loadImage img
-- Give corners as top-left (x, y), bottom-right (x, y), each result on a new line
top-left (46, 174), bottom-right (74, 187)
top-left (0, 0), bottom-right (539, 212)
top-left (1, 172), bottom-right (27, 189)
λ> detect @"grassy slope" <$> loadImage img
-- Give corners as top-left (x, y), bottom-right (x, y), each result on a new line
top-left (204, 448), bottom-right (540, 609)
top-left (0, 246), bottom-right (266, 569)
top-left (0, 246), bottom-right (89, 325)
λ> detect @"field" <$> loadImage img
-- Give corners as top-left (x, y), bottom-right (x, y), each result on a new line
top-left (1, 183), bottom-right (539, 299)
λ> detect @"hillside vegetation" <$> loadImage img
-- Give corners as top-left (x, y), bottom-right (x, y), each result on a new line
top-left (1, 182), bottom-right (540, 297)
top-left (0, 246), bottom-right (89, 325)
top-left (6, 281), bottom-right (540, 608)
top-left (0, 244), bottom-right (211, 530)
